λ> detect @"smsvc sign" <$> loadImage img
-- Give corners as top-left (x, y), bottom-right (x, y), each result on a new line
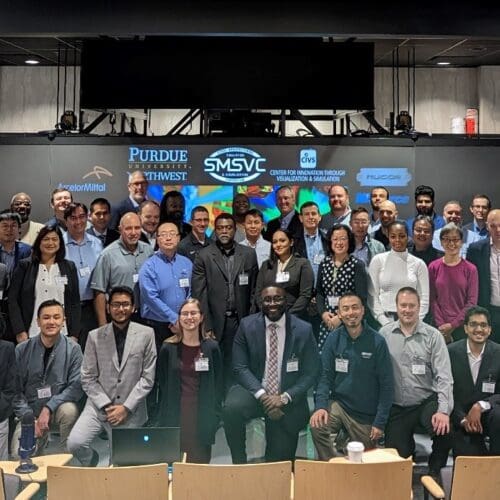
top-left (203, 147), bottom-right (266, 183)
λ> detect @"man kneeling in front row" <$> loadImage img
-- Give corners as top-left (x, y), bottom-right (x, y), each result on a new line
top-left (223, 286), bottom-right (320, 463)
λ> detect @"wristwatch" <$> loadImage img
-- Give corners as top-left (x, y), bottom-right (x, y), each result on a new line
top-left (280, 393), bottom-right (290, 405)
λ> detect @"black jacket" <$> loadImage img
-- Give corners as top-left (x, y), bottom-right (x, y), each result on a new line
top-left (263, 212), bottom-right (303, 242)
top-left (0, 340), bottom-right (16, 422)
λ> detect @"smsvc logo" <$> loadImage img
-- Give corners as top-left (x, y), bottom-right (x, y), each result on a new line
top-left (300, 149), bottom-right (317, 169)
top-left (356, 167), bottom-right (412, 187)
top-left (204, 147), bottom-right (266, 184)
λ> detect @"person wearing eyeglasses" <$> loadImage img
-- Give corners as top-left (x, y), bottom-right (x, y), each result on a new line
top-left (157, 298), bottom-right (222, 463)
top-left (110, 171), bottom-right (149, 230)
top-left (429, 223), bottom-right (479, 343)
top-left (316, 224), bottom-right (367, 350)
top-left (448, 306), bottom-right (500, 457)
top-left (10, 192), bottom-right (44, 246)
top-left (67, 286), bottom-right (156, 466)
top-left (178, 206), bottom-right (213, 262)
top-left (63, 203), bottom-right (103, 350)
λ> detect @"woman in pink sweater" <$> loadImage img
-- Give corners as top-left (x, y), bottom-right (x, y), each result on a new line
top-left (429, 223), bottom-right (478, 343)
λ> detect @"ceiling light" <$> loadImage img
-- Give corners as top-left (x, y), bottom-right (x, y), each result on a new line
top-left (25, 59), bottom-right (39, 65)
top-left (437, 61), bottom-right (451, 66)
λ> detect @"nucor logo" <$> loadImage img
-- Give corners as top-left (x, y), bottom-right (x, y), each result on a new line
top-left (203, 147), bottom-right (266, 183)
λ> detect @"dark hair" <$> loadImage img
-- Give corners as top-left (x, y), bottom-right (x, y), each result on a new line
top-left (470, 194), bottom-right (491, 210)
top-left (414, 185), bottom-right (435, 202)
top-left (50, 188), bottom-right (72, 204)
top-left (32, 225), bottom-right (66, 262)
top-left (299, 201), bottom-right (320, 214)
top-left (338, 292), bottom-right (364, 306)
top-left (328, 184), bottom-right (349, 196)
top-left (159, 190), bottom-right (185, 223)
top-left (326, 224), bottom-right (355, 255)
top-left (0, 210), bottom-right (21, 227)
top-left (387, 219), bottom-right (408, 235)
top-left (371, 186), bottom-right (390, 199)
top-left (190, 205), bottom-right (209, 220)
top-left (108, 286), bottom-right (135, 306)
top-left (412, 214), bottom-right (435, 232)
top-left (244, 208), bottom-right (264, 222)
top-left (138, 200), bottom-right (160, 214)
top-left (464, 306), bottom-right (491, 326)
top-left (37, 299), bottom-right (64, 318)
top-left (214, 212), bottom-right (236, 227)
top-left (167, 298), bottom-right (214, 344)
top-left (90, 198), bottom-right (111, 212)
top-left (267, 228), bottom-right (295, 266)
top-left (350, 206), bottom-right (370, 218)
top-left (396, 286), bottom-right (420, 304)
top-left (64, 202), bottom-right (88, 220)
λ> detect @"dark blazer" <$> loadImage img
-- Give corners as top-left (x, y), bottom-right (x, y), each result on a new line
top-left (448, 339), bottom-right (500, 428)
top-left (263, 212), bottom-right (302, 242)
top-left (192, 243), bottom-right (259, 338)
top-left (232, 312), bottom-right (320, 433)
top-left (0, 340), bottom-right (16, 422)
top-left (8, 258), bottom-right (81, 338)
top-left (157, 339), bottom-right (223, 445)
top-left (293, 229), bottom-right (329, 261)
top-left (110, 197), bottom-right (138, 230)
top-left (466, 239), bottom-right (491, 308)
top-left (253, 255), bottom-right (314, 317)
top-left (86, 227), bottom-right (120, 248)
top-left (0, 241), bottom-right (31, 274)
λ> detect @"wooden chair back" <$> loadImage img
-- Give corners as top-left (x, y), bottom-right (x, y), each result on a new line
top-left (47, 463), bottom-right (168, 500)
top-left (450, 456), bottom-right (500, 500)
top-left (294, 458), bottom-right (413, 500)
top-left (171, 461), bottom-right (292, 500)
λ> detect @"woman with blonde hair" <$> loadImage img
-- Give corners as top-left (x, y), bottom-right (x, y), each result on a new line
top-left (157, 298), bottom-right (223, 463)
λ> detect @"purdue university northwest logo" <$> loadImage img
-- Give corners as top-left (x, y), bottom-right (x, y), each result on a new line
top-left (82, 166), bottom-right (114, 180)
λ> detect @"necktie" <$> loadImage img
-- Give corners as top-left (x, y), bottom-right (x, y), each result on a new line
top-left (267, 323), bottom-right (279, 395)
top-left (99, 234), bottom-right (105, 245)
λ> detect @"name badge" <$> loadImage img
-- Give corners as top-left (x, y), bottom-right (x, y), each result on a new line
top-left (55, 276), bottom-right (68, 286)
top-left (276, 271), bottom-right (289, 283)
top-left (286, 359), bottom-right (299, 372)
top-left (327, 296), bottom-right (339, 308)
top-left (412, 364), bottom-right (426, 375)
top-left (335, 358), bottom-right (349, 373)
top-left (239, 273), bottom-right (249, 286)
top-left (79, 266), bottom-right (91, 278)
top-left (179, 277), bottom-right (190, 288)
top-left (313, 254), bottom-right (324, 265)
top-left (195, 356), bottom-right (209, 372)
top-left (37, 386), bottom-right (52, 399)
top-left (133, 273), bottom-right (139, 283)
top-left (361, 352), bottom-right (373, 359)
top-left (482, 382), bottom-right (495, 394)
top-left (0, 290), bottom-right (3, 300)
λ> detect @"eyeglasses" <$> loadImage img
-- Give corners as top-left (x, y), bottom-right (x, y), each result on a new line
top-left (441, 238), bottom-right (461, 245)
top-left (158, 231), bottom-right (179, 239)
top-left (180, 311), bottom-right (201, 317)
top-left (262, 296), bottom-right (286, 304)
top-left (467, 321), bottom-right (490, 329)
top-left (109, 302), bottom-right (133, 309)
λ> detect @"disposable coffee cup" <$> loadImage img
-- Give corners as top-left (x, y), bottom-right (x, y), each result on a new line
top-left (346, 441), bottom-right (364, 462)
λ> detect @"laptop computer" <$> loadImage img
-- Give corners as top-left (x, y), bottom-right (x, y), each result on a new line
top-left (111, 427), bottom-right (181, 466)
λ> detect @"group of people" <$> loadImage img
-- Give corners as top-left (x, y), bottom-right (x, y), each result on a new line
top-left (0, 174), bottom-right (498, 478)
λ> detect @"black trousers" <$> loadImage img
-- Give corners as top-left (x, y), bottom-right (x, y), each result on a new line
top-left (78, 301), bottom-right (98, 352)
top-left (452, 404), bottom-right (500, 456)
top-left (488, 306), bottom-right (500, 344)
top-left (385, 396), bottom-right (452, 472)
top-left (219, 315), bottom-right (239, 393)
top-left (222, 385), bottom-right (299, 464)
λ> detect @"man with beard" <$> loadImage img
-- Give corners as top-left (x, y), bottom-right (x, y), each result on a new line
top-left (110, 171), bottom-right (149, 230)
top-left (223, 286), bottom-right (320, 463)
top-left (10, 192), bottom-right (44, 245)
top-left (192, 213), bottom-right (258, 388)
top-left (368, 187), bottom-right (389, 233)
top-left (159, 190), bottom-right (192, 239)
top-left (407, 185), bottom-right (445, 237)
top-left (87, 198), bottom-right (120, 248)
top-left (408, 215), bottom-right (443, 266)
top-left (233, 193), bottom-right (250, 243)
top-left (371, 200), bottom-right (398, 250)
top-left (319, 184), bottom-right (351, 236)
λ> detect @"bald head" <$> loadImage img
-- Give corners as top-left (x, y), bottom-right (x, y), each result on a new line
top-left (119, 212), bottom-right (142, 250)
top-left (379, 200), bottom-right (398, 228)
top-left (10, 192), bottom-right (32, 223)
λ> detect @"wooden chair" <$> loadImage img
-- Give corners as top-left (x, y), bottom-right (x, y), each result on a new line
top-left (293, 458), bottom-right (413, 500)
top-left (421, 456), bottom-right (500, 500)
top-left (0, 469), bottom-right (39, 500)
top-left (170, 461), bottom-right (292, 500)
top-left (47, 463), bottom-right (168, 500)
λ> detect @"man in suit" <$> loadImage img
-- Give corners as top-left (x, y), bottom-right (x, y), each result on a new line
top-left (87, 198), bottom-right (120, 247)
top-left (0, 211), bottom-right (31, 276)
top-left (110, 171), bottom-right (149, 229)
top-left (10, 192), bottom-right (44, 245)
top-left (467, 208), bottom-right (500, 342)
top-left (263, 186), bottom-right (302, 242)
top-left (67, 286), bottom-right (156, 466)
top-left (192, 213), bottom-right (258, 387)
top-left (448, 306), bottom-right (500, 456)
top-left (223, 285), bottom-right (320, 463)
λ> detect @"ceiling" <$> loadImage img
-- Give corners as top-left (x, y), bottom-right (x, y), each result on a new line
top-left (2, 36), bottom-right (500, 68)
